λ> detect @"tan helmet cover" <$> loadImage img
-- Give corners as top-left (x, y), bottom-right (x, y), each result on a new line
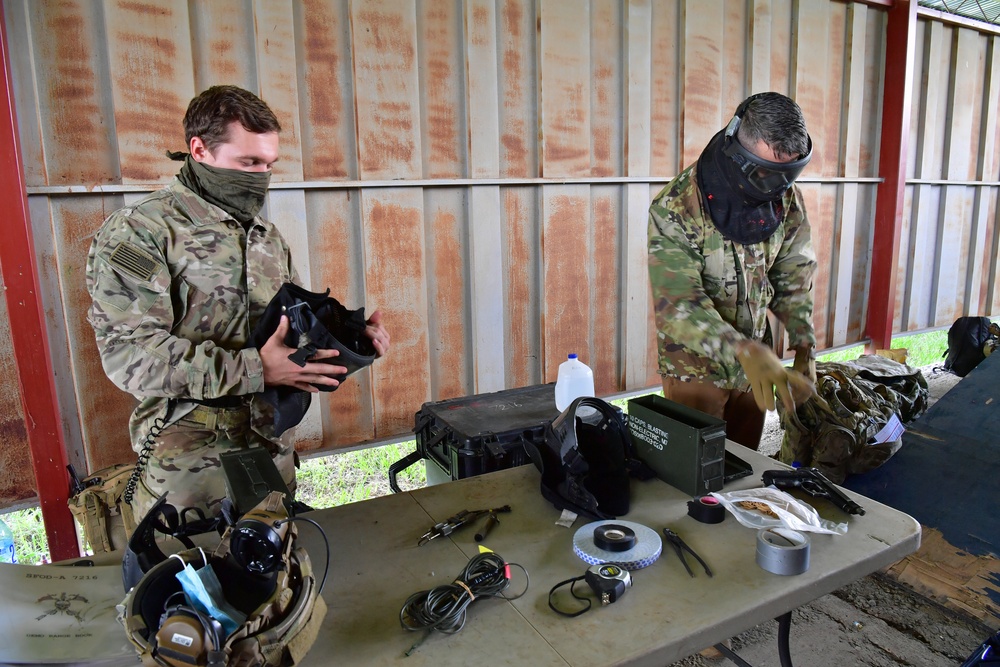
top-left (120, 492), bottom-right (326, 666)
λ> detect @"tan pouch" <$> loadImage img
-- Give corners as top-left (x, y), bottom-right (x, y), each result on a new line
top-left (68, 463), bottom-right (138, 553)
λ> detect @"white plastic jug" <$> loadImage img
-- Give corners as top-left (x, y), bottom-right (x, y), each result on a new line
top-left (555, 353), bottom-right (595, 411)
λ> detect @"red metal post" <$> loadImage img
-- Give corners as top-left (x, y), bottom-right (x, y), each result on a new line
top-left (865, 0), bottom-right (918, 352)
top-left (0, 5), bottom-right (79, 560)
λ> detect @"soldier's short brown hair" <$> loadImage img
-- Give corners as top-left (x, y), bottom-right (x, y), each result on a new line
top-left (736, 92), bottom-right (809, 160)
top-left (183, 85), bottom-right (281, 153)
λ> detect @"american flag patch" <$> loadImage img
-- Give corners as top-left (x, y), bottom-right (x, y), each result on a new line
top-left (109, 242), bottom-right (159, 282)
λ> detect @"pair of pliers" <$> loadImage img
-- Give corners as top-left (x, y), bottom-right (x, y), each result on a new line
top-left (662, 528), bottom-right (713, 578)
top-left (417, 505), bottom-right (511, 546)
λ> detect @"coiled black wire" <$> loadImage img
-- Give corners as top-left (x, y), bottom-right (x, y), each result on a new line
top-left (122, 401), bottom-right (175, 505)
top-left (399, 551), bottom-right (528, 638)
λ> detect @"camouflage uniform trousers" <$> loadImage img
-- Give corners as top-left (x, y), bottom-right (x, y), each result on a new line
top-left (130, 405), bottom-right (296, 520)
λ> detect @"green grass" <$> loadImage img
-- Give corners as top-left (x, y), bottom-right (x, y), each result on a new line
top-left (295, 440), bottom-right (426, 508)
top-left (0, 328), bottom-right (953, 564)
top-left (817, 330), bottom-right (948, 368)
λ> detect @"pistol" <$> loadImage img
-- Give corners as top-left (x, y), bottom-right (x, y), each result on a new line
top-left (762, 467), bottom-right (866, 516)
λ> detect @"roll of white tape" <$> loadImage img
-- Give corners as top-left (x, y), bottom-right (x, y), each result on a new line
top-left (573, 520), bottom-right (662, 570)
top-left (755, 528), bottom-right (810, 575)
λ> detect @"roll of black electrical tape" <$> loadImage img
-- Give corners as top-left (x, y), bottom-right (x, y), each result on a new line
top-left (593, 524), bottom-right (637, 552)
top-left (687, 496), bottom-right (726, 524)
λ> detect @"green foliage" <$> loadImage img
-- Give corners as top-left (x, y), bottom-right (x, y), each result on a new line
top-left (3, 507), bottom-right (50, 565)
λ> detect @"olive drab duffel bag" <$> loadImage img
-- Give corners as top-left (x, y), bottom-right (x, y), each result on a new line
top-left (120, 491), bottom-right (327, 667)
top-left (777, 355), bottom-right (929, 484)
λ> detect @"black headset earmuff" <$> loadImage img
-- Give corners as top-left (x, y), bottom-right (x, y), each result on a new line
top-left (229, 493), bottom-right (291, 574)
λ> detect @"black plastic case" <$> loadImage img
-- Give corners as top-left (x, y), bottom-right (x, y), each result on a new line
top-left (388, 384), bottom-right (560, 492)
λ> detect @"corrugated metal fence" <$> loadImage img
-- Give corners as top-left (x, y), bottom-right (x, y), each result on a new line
top-left (0, 0), bottom-right (997, 508)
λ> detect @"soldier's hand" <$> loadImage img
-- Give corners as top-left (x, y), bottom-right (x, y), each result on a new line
top-left (736, 340), bottom-right (796, 413)
top-left (261, 315), bottom-right (349, 392)
top-left (365, 309), bottom-right (390, 357)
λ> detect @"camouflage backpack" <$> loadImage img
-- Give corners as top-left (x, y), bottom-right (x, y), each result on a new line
top-left (777, 355), bottom-right (929, 484)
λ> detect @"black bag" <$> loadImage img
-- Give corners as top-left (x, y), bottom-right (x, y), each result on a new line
top-left (248, 283), bottom-right (377, 436)
top-left (943, 316), bottom-right (995, 377)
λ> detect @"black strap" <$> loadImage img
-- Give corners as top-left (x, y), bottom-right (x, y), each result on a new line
top-left (548, 575), bottom-right (591, 617)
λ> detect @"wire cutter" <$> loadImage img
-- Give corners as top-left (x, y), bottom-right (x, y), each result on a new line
top-left (662, 528), bottom-right (713, 578)
top-left (417, 505), bottom-right (511, 546)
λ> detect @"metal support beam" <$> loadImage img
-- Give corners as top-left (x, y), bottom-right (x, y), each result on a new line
top-left (0, 4), bottom-right (78, 561)
top-left (865, 0), bottom-right (918, 352)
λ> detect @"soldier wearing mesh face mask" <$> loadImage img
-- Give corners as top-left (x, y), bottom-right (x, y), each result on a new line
top-left (648, 92), bottom-right (817, 449)
top-left (86, 86), bottom-right (390, 519)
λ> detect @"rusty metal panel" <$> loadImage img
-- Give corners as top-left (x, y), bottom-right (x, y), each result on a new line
top-left (538, 0), bottom-right (591, 177)
top-left (591, 185), bottom-right (623, 394)
top-left (350, 0), bottom-right (422, 180)
top-left (591, 0), bottom-right (623, 178)
top-left (104, 0), bottom-right (195, 183)
top-left (297, 0), bottom-right (357, 180)
top-left (303, 189), bottom-right (374, 449)
top-left (49, 196), bottom-right (135, 470)
top-left (497, 0), bottom-right (537, 178)
top-left (681, 0), bottom-right (725, 166)
top-left (0, 269), bottom-right (33, 502)
top-left (648, 0), bottom-right (680, 177)
top-left (425, 187), bottom-right (472, 399)
top-left (361, 188), bottom-right (430, 437)
top-left (420, 0), bottom-right (466, 179)
top-left (188, 0), bottom-right (256, 92)
top-left (21, 0), bottom-right (119, 186)
top-left (501, 186), bottom-right (541, 388)
top-left (541, 185), bottom-right (593, 380)
top-left (256, 1), bottom-right (304, 181)
top-left (932, 30), bottom-right (985, 323)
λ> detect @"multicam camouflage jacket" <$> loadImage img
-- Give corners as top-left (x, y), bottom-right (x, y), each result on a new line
top-left (86, 179), bottom-right (298, 449)
top-left (648, 165), bottom-right (817, 390)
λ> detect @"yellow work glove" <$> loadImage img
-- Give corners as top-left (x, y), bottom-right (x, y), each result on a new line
top-left (792, 345), bottom-right (817, 384)
top-left (736, 340), bottom-right (813, 413)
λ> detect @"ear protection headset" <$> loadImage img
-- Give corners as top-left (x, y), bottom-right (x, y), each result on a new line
top-left (155, 591), bottom-right (226, 667)
top-left (229, 492), bottom-right (291, 574)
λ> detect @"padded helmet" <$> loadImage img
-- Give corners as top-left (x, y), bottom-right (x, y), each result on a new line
top-left (525, 397), bottom-right (652, 520)
top-left (121, 492), bottom-right (326, 667)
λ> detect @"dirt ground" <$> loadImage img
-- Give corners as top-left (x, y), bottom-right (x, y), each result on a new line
top-left (667, 364), bottom-right (995, 667)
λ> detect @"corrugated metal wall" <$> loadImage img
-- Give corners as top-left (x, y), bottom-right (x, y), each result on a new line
top-left (0, 0), bottom-right (992, 507)
top-left (897, 19), bottom-right (1000, 330)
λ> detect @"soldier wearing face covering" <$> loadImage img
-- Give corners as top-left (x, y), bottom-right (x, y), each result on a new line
top-left (648, 92), bottom-right (817, 450)
top-left (86, 86), bottom-right (390, 519)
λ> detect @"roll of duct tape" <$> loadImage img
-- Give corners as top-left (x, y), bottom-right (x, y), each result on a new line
top-left (755, 528), bottom-right (810, 576)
